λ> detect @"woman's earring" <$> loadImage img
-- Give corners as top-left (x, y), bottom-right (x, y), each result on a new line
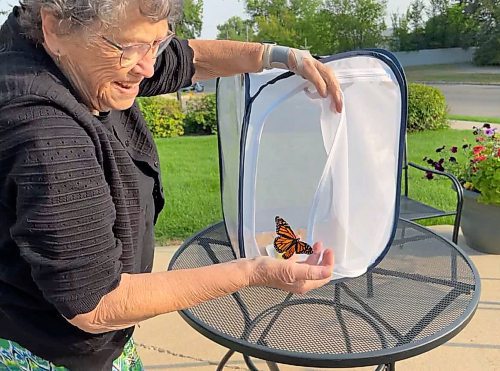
top-left (56, 50), bottom-right (61, 63)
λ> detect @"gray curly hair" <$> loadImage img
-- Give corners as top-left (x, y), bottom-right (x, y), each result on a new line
top-left (19, 0), bottom-right (183, 43)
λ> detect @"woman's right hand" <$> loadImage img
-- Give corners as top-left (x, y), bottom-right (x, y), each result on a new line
top-left (248, 242), bottom-right (334, 294)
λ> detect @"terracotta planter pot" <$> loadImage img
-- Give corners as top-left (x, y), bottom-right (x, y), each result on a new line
top-left (461, 189), bottom-right (500, 254)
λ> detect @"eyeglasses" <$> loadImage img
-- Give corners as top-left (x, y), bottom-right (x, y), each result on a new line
top-left (72, 16), bottom-right (176, 68)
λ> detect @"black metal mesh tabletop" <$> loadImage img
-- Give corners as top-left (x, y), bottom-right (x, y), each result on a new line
top-left (168, 219), bottom-right (480, 368)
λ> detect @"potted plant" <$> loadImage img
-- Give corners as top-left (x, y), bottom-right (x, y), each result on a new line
top-left (423, 124), bottom-right (500, 254)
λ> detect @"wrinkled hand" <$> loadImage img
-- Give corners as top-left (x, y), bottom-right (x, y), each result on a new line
top-left (288, 49), bottom-right (343, 113)
top-left (249, 242), bottom-right (334, 294)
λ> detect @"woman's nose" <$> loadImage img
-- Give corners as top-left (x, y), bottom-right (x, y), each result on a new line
top-left (132, 52), bottom-right (156, 78)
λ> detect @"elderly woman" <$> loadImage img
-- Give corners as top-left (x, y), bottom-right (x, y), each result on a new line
top-left (0, 1), bottom-right (342, 370)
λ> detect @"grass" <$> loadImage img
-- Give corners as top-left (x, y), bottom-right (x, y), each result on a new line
top-left (405, 128), bottom-right (476, 227)
top-left (154, 135), bottom-right (221, 245)
top-left (153, 129), bottom-right (476, 244)
top-left (448, 114), bottom-right (500, 124)
top-left (405, 64), bottom-right (500, 84)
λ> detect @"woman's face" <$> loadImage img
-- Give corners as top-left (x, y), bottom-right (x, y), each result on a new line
top-left (42, 4), bottom-right (169, 112)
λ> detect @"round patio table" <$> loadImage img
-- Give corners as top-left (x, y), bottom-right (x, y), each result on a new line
top-left (168, 219), bottom-right (480, 370)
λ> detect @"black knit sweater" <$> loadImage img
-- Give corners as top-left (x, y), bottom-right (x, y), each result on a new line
top-left (0, 7), bottom-right (194, 370)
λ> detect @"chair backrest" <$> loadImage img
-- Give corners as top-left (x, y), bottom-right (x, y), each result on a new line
top-left (402, 134), bottom-right (410, 197)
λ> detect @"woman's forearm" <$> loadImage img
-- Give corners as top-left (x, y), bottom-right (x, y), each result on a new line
top-left (68, 259), bottom-right (253, 334)
top-left (188, 39), bottom-right (264, 81)
top-left (68, 243), bottom-right (335, 334)
top-left (187, 39), bottom-right (343, 113)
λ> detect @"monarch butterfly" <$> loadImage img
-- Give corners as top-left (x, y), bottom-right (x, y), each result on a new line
top-left (274, 216), bottom-right (313, 260)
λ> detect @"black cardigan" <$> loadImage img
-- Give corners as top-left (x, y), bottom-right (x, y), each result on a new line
top-left (0, 7), bottom-right (194, 370)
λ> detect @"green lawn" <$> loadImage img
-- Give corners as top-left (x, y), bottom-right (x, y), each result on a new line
top-left (405, 64), bottom-right (500, 84)
top-left (155, 136), bottom-right (222, 245)
top-left (154, 129), bottom-right (476, 244)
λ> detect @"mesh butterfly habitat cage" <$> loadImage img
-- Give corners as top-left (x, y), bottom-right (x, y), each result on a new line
top-left (217, 49), bottom-right (407, 281)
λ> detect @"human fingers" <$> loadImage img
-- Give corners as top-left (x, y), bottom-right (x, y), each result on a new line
top-left (284, 260), bottom-right (333, 294)
top-left (289, 49), bottom-right (343, 113)
top-left (302, 241), bottom-right (324, 265)
top-left (264, 46), bottom-right (342, 113)
top-left (317, 62), bottom-right (343, 113)
top-left (289, 259), bottom-right (332, 282)
top-left (249, 248), bottom-right (334, 294)
top-left (299, 57), bottom-right (329, 99)
top-left (291, 274), bottom-right (333, 294)
top-left (301, 59), bottom-right (342, 113)
top-left (286, 49), bottom-right (327, 98)
top-left (319, 247), bottom-right (334, 268)
top-left (291, 248), bottom-right (334, 293)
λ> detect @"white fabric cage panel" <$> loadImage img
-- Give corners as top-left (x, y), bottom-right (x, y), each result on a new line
top-left (217, 50), bottom-right (407, 280)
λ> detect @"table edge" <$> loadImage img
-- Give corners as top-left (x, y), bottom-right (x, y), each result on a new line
top-left (169, 220), bottom-right (481, 367)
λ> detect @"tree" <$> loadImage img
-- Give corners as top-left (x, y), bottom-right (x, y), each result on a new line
top-left (322, 0), bottom-right (387, 53)
top-left (427, 0), bottom-right (450, 18)
top-left (307, 9), bottom-right (339, 54)
top-left (390, 12), bottom-right (412, 51)
top-left (405, 0), bottom-right (427, 49)
top-left (175, 0), bottom-right (203, 39)
top-left (216, 16), bottom-right (255, 41)
top-left (425, 2), bottom-right (479, 49)
top-left (289, 0), bottom-right (325, 50)
top-left (245, 0), bottom-right (303, 47)
top-left (244, 0), bottom-right (332, 51)
top-left (231, 0), bottom-right (386, 55)
top-left (390, 0), bottom-right (481, 51)
top-left (406, 0), bottom-right (426, 30)
top-left (464, 0), bottom-right (500, 65)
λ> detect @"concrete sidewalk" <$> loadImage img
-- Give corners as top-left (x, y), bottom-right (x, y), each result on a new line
top-left (134, 226), bottom-right (500, 371)
top-left (449, 120), bottom-right (500, 131)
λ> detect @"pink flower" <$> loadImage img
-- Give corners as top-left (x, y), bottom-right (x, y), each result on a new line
top-left (473, 154), bottom-right (487, 162)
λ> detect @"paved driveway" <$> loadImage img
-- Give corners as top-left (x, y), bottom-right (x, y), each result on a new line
top-left (431, 84), bottom-right (500, 119)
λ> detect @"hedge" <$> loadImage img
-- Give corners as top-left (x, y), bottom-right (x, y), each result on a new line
top-left (183, 94), bottom-right (217, 135)
top-left (407, 83), bottom-right (449, 132)
top-left (138, 86), bottom-right (449, 137)
top-left (137, 96), bottom-right (185, 138)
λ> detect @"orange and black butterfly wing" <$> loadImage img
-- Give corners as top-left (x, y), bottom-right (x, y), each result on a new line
top-left (274, 235), bottom-right (294, 254)
top-left (295, 240), bottom-right (313, 255)
top-left (275, 239), bottom-right (313, 260)
top-left (281, 240), bottom-right (299, 260)
top-left (274, 236), bottom-right (298, 260)
top-left (274, 216), bottom-right (313, 259)
top-left (275, 216), bottom-right (297, 240)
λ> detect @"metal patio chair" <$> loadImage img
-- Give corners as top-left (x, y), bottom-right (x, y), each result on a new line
top-left (399, 143), bottom-right (464, 244)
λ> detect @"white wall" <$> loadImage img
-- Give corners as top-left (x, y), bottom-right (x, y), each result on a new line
top-left (393, 47), bottom-right (478, 67)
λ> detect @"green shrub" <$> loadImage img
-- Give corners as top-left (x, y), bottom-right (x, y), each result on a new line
top-left (183, 94), bottom-right (217, 135)
top-left (407, 83), bottom-right (449, 132)
top-left (137, 96), bottom-right (185, 138)
top-left (474, 37), bottom-right (500, 66)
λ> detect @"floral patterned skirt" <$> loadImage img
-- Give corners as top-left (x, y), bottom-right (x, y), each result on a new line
top-left (0, 337), bottom-right (143, 371)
